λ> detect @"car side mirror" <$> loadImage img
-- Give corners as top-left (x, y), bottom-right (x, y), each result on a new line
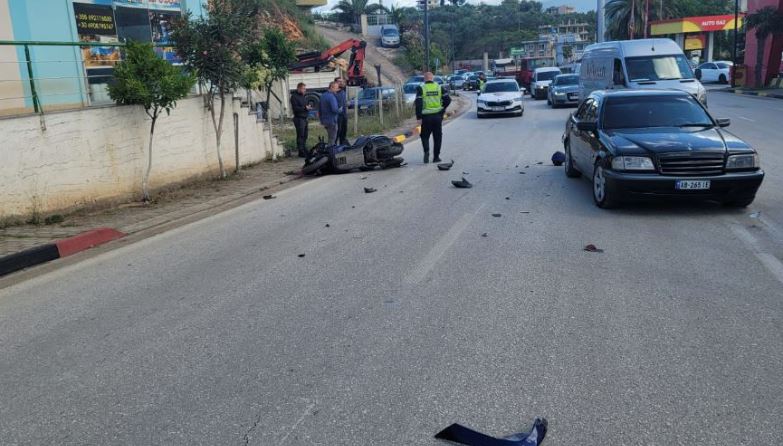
top-left (576, 121), bottom-right (597, 132)
top-left (716, 118), bottom-right (731, 127)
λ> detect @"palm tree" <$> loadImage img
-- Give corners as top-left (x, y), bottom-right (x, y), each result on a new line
top-left (332, 0), bottom-right (387, 25)
top-left (745, 6), bottom-right (783, 87)
top-left (605, 0), bottom-right (677, 40)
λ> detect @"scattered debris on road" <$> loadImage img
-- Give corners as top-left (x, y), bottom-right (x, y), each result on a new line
top-left (584, 244), bottom-right (604, 253)
top-left (481, 233), bottom-right (488, 237)
top-left (749, 211), bottom-right (761, 219)
top-left (536, 161), bottom-right (543, 165)
top-left (435, 417), bottom-right (547, 445)
top-left (492, 213), bottom-right (502, 217)
top-left (520, 211), bottom-right (530, 214)
top-left (437, 160), bottom-right (455, 171)
top-left (551, 151), bottom-right (565, 166)
top-left (364, 187), bottom-right (377, 193)
top-left (325, 224), bottom-right (330, 228)
top-left (262, 195), bottom-right (276, 200)
top-left (452, 177), bottom-right (473, 189)
top-left (505, 197), bottom-right (510, 200)
top-left (297, 254), bottom-right (306, 258)
top-left (519, 171), bottom-right (526, 174)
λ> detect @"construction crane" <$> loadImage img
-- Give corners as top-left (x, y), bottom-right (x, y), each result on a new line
top-left (289, 39), bottom-right (368, 87)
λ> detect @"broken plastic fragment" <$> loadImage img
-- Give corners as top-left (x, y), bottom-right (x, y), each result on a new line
top-left (584, 244), bottom-right (604, 253)
top-left (364, 187), bottom-right (377, 193)
top-left (435, 417), bottom-right (547, 446)
top-left (263, 195), bottom-right (276, 200)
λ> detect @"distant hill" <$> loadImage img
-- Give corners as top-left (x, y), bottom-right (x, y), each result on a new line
top-left (540, 0), bottom-right (596, 13)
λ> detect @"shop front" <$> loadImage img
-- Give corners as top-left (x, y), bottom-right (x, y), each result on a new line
top-left (650, 14), bottom-right (745, 64)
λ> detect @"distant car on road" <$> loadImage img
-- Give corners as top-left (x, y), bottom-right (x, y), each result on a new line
top-left (696, 61), bottom-right (733, 84)
top-left (448, 74), bottom-right (466, 90)
top-left (530, 67), bottom-right (562, 100)
top-left (403, 82), bottom-right (420, 105)
top-left (347, 87), bottom-right (397, 111)
top-left (476, 79), bottom-right (524, 118)
top-left (563, 90), bottom-right (764, 208)
top-left (547, 74), bottom-right (580, 108)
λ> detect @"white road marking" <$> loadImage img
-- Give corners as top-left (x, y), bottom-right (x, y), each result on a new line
top-left (738, 116), bottom-right (754, 122)
top-left (730, 224), bottom-right (783, 285)
top-left (277, 399), bottom-right (317, 446)
top-left (405, 204), bottom-right (485, 285)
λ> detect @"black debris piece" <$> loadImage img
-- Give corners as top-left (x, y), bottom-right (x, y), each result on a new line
top-left (525, 165), bottom-right (529, 168)
top-left (481, 233), bottom-right (488, 237)
top-left (437, 160), bottom-right (455, 171)
top-left (435, 417), bottom-right (547, 446)
top-left (364, 187), bottom-right (377, 193)
top-left (584, 244), bottom-right (604, 253)
top-left (505, 197), bottom-right (510, 200)
top-left (325, 224), bottom-right (331, 228)
top-left (551, 151), bottom-right (566, 166)
top-left (520, 211), bottom-right (530, 214)
top-left (519, 171), bottom-right (526, 174)
top-left (263, 195), bottom-right (276, 200)
top-left (284, 170), bottom-right (298, 176)
top-left (297, 254), bottom-right (306, 258)
top-left (536, 161), bottom-right (543, 165)
top-left (492, 213), bottom-right (502, 217)
top-left (462, 171), bottom-right (470, 175)
top-left (452, 177), bottom-right (473, 189)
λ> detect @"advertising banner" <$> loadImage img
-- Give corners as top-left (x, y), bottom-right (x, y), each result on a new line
top-left (112, 0), bottom-right (182, 10)
top-left (73, 2), bottom-right (121, 68)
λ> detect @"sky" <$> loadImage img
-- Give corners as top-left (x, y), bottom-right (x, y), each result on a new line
top-left (316, 0), bottom-right (596, 13)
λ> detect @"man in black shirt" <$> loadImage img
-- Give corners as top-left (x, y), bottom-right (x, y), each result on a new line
top-left (290, 82), bottom-right (311, 157)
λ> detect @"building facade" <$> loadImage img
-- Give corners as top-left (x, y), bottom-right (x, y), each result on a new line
top-left (0, 0), bottom-right (205, 116)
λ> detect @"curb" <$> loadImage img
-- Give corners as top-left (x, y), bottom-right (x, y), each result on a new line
top-left (724, 88), bottom-right (783, 100)
top-left (0, 227), bottom-right (125, 277)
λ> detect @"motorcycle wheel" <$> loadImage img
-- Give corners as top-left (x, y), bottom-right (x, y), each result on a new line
top-left (302, 156), bottom-right (329, 176)
top-left (377, 143), bottom-right (404, 159)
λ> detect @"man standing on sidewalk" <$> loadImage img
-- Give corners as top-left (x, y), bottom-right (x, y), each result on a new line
top-left (335, 77), bottom-right (349, 145)
top-left (319, 81), bottom-right (340, 145)
top-left (415, 71), bottom-right (451, 163)
top-left (290, 82), bottom-right (311, 157)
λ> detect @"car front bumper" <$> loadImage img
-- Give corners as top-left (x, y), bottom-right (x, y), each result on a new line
top-left (604, 169), bottom-right (765, 202)
top-left (551, 94), bottom-right (579, 105)
top-left (477, 104), bottom-right (523, 115)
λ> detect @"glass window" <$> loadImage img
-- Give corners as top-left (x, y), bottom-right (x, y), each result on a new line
top-left (403, 83), bottom-right (419, 94)
top-left (602, 95), bottom-right (712, 129)
top-left (716, 62), bottom-right (732, 69)
top-left (554, 75), bottom-right (579, 86)
top-left (536, 70), bottom-right (559, 81)
top-left (585, 99), bottom-right (599, 122)
top-left (483, 81), bottom-right (519, 93)
top-left (575, 98), bottom-right (593, 120)
top-left (115, 6), bottom-right (152, 42)
top-left (625, 54), bottom-right (695, 81)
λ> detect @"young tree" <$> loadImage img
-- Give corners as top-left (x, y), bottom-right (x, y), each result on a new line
top-left (172, 0), bottom-right (260, 178)
top-left (745, 6), bottom-right (783, 87)
top-left (108, 41), bottom-right (195, 202)
top-left (332, 0), bottom-right (387, 25)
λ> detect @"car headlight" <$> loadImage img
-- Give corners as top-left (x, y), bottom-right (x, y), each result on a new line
top-left (726, 153), bottom-right (759, 170)
top-left (611, 156), bottom-right (655, 171)
top-left (514, 96), bottom-right (523, 102)
top-left (554, 91), bottom-right (566, 96)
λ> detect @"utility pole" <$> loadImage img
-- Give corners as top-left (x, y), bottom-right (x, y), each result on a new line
top-left (731, 0), bottom-right (739, 87)
top-left (596, 0), bottom-right (606, 42)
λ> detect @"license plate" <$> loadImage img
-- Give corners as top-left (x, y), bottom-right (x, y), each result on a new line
top-left (491, 106), bottom-right (505, 111)
top-left (568, 93), bottom-right (578, 99)
top-left (675, 180), bottom-right (711, 190)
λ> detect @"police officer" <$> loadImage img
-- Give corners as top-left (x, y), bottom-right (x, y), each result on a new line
top-left (478, 73), bottom-right (487, 92)
top-left (415, 72), bottom-right (451, 163)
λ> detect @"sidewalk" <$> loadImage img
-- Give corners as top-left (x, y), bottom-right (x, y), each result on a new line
top-left (0, 157), bottom-right (304, 259)
top-left (720, 87), bottom-right (783, 99)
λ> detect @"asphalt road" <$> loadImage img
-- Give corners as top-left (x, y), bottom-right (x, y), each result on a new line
top-left (1, 90), bottom-right (782, 445)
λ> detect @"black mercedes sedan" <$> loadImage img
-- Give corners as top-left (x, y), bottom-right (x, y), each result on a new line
top-left (562, 90), bottom-right (764, 208)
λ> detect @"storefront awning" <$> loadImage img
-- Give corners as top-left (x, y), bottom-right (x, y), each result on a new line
top-left (650, 14), bottom-right (744, 35)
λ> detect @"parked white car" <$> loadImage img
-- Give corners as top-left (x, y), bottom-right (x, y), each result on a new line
top-left (477, 79), bottom-right (524, 118)
top-left (696, 61), bottom-right (733, 84)
top-left (403, 82), bottom-right (421, 105)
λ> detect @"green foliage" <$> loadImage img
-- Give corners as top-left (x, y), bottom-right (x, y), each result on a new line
top-left (245, 27), bottom-right (297, 99)
top-left (745, 6), bottom-right (783, 40)
top-left (108, 41), bottom-right (195, 118)
top-left (332, 0), bottom-right (387, 24)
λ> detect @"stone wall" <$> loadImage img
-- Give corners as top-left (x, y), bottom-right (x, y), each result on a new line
top-left (0, 95), bottom-right (283, 219)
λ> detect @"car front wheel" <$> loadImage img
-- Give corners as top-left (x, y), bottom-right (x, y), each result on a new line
top-left (592, 163), bottom-right (618, 208)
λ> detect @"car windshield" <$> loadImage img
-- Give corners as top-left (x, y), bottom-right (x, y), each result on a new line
top-left (382, 29), bottom-right (398, 36)
top-left (536, 71), bottom-right (559, 81)
top-left (602, 95), bottom-right (713, 129)
top-left (403, 83), bottom-right (419, 94)
top-left (407, 76), bottom-right (424, 84)
top-left (483, 82), bottom-right (519, 93)
top-left (360, 89), bottom-right (392, 99)
top-left (554, 75), bottom-right (578, 86)
top-left (625, 54), bottom-right (695, 81)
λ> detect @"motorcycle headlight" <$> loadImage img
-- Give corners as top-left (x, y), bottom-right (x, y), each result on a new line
top-left (726, 153), bottom-right (759, 170)
top-left (611, 156), bottom-right (655, 171)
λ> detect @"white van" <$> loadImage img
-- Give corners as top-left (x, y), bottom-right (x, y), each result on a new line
top-left (530, 67), bottom-right (562, 100)
top-left (579, 38), bottom-right (707, 105)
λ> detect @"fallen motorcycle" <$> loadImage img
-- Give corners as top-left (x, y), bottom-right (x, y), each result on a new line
top-left (302, 135), bottom-right (405, 176)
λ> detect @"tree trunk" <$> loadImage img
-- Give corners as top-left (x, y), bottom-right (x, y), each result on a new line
top-left (210, 92), bottom-right (227, 178)
top-left (142, 113), bottom-right (157, 202)
top-left (755, 35), bottom-right (766, 88)
top-left (266, 87), bottom-right (277, 161)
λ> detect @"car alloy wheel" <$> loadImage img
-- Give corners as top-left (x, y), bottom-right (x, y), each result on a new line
top-left (592, 163), bottom-right (618, 208)
top-left (719, 74), bottom-right (727, 84)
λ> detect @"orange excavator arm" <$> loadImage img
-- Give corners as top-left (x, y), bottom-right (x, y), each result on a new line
top-left (289, 39), bottom-right (368, 87)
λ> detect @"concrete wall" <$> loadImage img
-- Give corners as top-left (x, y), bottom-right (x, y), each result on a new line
top-left (0, 96), bottom-right (284, 219)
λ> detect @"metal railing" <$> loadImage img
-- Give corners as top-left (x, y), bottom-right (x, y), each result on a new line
top-left (0, 40), bottom-right (175, 119)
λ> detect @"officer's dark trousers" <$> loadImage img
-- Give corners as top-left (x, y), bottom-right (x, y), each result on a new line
top-left (420, 113), bottom-right (443, 159)
top-left (293, 116), bottom-right (309, 156)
